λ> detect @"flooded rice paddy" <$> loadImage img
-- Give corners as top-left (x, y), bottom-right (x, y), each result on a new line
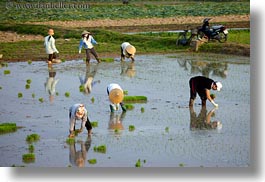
top-left (0, 53), bottom-right (250, 167)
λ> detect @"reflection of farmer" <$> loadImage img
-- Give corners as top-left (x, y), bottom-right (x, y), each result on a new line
top-left (78, 30), bottom-right (101, 63)
top-left (189, 106), bottom-right (222, 130)
top-left (44, 64), bottom-right (59, 103)
top-left (68, 104), bottom-right (92, 138)
top-left (79, 63), bottom-right (100, 95)
top-left (69, 137), bottom-right (91, 167)
top-left (120, 61), bottom-right (136, 78)
top-left (108, 111), bottom-right (126, 131)
top-left (189, 76), bottom-right (222, 107)
top-left (44, 29), bottom-right (60, 64)
top-left (107, 83), bottom-right (127, 112)
top-left (121, 42), bottom-right (136, 62)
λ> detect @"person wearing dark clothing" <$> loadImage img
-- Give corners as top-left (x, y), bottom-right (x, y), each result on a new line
top-left (189, 76), bottom-right (222, 107)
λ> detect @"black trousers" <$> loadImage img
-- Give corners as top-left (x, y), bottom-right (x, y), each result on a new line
top-left (69, 112), bottom-right (92, 131)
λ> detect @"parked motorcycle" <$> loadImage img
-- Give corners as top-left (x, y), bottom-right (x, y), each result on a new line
top-left (197, 18), bottom-right (228, 43)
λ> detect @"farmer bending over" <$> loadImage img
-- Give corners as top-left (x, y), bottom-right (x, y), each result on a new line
top-left (120, 42), bottom-right (136, 62)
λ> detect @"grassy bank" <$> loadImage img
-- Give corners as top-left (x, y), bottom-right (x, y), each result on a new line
top-left (0, 24), bottom-right (250, 61)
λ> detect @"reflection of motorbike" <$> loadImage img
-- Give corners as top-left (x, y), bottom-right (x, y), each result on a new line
top-left (197, 18), bottom-right (228, 43)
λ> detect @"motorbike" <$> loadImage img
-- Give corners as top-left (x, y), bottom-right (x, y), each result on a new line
top-left (197, 18), bottom-right (228, 43)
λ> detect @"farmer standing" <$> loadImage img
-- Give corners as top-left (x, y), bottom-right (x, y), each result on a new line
top-left (120, 42), bottom-right (136, 62)
top-left (78, 30), bottom-right (101, 63)
top-left (107, 83), bottom-right (127, 112)
top-left (44, 29), bottom-right (60, 64)
top-left (68, 103), bottom-right (92, 138)
top-left (189, 76), bottom-right (222, 107)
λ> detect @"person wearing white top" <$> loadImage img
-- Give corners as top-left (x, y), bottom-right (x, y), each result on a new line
top-left (78, 30), bottom-right (101, 63)
top-left (44, 29), bottom-right (59, 64)
top-left (107, 83), bottom-right (127, 112)
top-left (121, 42), bottom-right (136, 62)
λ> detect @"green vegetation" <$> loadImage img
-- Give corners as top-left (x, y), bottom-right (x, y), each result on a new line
top-left (3, 70), bottom-right (10, 75)
top-left (140, 107), bottom-right (145, 113)
top-left (124, 104), bottom-right (134, 110)
top-left (129, 125), bottom-right (135, 131)
top-left (79, 85), bottom-right (85, 92)
top-left (66, 138), bottom-right (75, 145)
top-left (123, 90), bottom-right (128, 95)
top-left (25, 84), bottom-right (30, 89)
top-left (88, 158), bottom-right (97, 164)
top-left (0, 123), bottom-right (17, 134)
top-left (22, 153), bottom-right (35, 163)
top-left (91, 97), bottom-right (95, 103)
top-left (94, 145), bottom-right (107, 153)
top-left (123, 96), bottom-right (148, 103)
top-left (165, 127), bottom-right (169, 133)
top-left (101, 58), bottom-right (114, 63)
top-left (26, 79), bottom-right (32, 84)
top-left (65, 92), bottom-right (70, 97)
top-left (135, 159), bottom-right (141, 167)
top-left (28, 144), bottom-right (34, 153)
top-left (0, 1), bottom-right (249, 23)
top-left (91, 121), bottom-right (98, 128)
top-left (18, 92), bottom-right (23, 98)
top-left (26, 133), bottom-right (40, 143)
top-left (31, 93), bottom-right (35, 98)
top-left (210, 94), bottom-right (216, 100)
top-left (38, 97), bottom-right (44, 103)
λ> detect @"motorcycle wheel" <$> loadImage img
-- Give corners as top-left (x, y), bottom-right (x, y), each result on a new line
top-left (197, 30), bottom-right (205, 40)
top-left (218, 32), bottom-right (227, 43)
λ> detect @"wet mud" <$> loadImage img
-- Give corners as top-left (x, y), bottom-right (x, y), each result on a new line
top-left (0, 53), bottom-right (250, 167)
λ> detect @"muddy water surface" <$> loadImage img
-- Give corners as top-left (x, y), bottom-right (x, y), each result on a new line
top-left (0, 53), bottom-right (250, 167)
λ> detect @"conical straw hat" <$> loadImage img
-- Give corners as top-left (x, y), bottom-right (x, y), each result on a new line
top-left (109, 89), bottom-right (124, 104)
top-left (125, 45), bottom-right (136, 55)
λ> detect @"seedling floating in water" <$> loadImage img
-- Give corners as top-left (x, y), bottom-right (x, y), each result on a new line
top-left (22, 153), bottom-right (35, 163)
top-left (100, 58), bottom-right (114, 63)
top-left (123, 96), bottom-right (147, 103)
top-left (38, 97), bottom-right (44, 103)
top-left (129, 125), bottom-right (135, 131)
top-left (88, 158), bottom-right (97, 164)
top-left (66, 138), bottom-right (75, 145)
top-left (0, 123), bottom-right (18, 134)
top-left (91, 121), bottom-right (98, 127)
top-left (94, 145), bottom-right (106, 153)
top-left (18, 92), bottom-right (23, 98)
top-left (26, 79), bottom-right (32, 84)
top-left (125, 104), bottom-right (134, 110)
top-left (28, 144), bottom-right (34, 153)
top-left (26, 133), bottom-right (40, 143)
top-left (65, 92), bottom-right (70, 97)
top-left (135, 159), bottom-right (141, 167)
top-left (4, 70), bottom-right (11, 75)
top-left (25, 84), bottom-right (30, 89)
top-left (140, 107), bottom-right (145, 113)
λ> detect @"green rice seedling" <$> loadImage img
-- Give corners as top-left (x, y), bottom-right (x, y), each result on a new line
top-left (125, 104), bottom-right (134, 110)
top-left (91, 97), bottom-right (95, 103)
top-left (88, 158), bottom-right (97, 164)
top-left (91, 121), bottom-right (98, 128)
top-left (31, 93), bottom-right (35, 98)
top-left (61, 59), bottom-right (66, 63)
top-left (140, 107), bottom-right (145, 113)
top-left (135, 159), bottom-right (141, 167)
top-left (165, 127), bottom-right (169, 133)
top-left (210, 94), bottom-right (216, 100)
top-left (22, 153), bottom-right (35, 163)
top-left (56, 92), bottom-right (59, 96)
top-left (123, 96), bottom-right (147, 103)
top-left (28, 144), bottom-right (34, 153)
top-left (25, 84), bottom-right (30, 89)
top-left (114, 129), bottom-right (119, 133)
top-left (179, 163), bottom-right (184, 167)
top-left (17, 92), bottom-right (23, 98)
top-left (129, 125), bottom-right (135, 132)
top-left (0, 123), bottom-right (17, 134)
top-left (65, 92), bottom-right (70, 97)
top-left (93, 145), bottom-right (106, 153)
top-left (26, 133), bottom-right (40, 143)
top-left (27, 60), bottom-right (32, 65)
top-left (66, 138), bottom-right (75, 145)
top-left (100, 58), bottom-right (114, 63)
top-left (4, 70), bottom-right (11, 75)
top-left (123, 90), bottom-right (128, 95)
top-left (38, 97), bottom-right (44, 103)
top-left (26, 79), bottom-right (32, 84)
top-left (79, 85), bottom-right (85, 92)
top-left (0, 86), bottom-right (2, 90)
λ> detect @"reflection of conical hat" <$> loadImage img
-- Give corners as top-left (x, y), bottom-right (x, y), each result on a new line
top-left (109, 89), bottom-right (124, 104)
top-left (126, 69), bottom-right (136, 77)
top-left (125, 45), bottom-right (136, 55)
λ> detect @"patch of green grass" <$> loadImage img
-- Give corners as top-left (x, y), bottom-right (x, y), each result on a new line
top-left (88, 158), bottom-right (97, 164)
top-left (0, 123), bottom-right (17, 134)
top-left (123, 96), bottom-right (147, 103)
top-left (22, 153), bottom-right (35, 163)
top-left (26, 133), bottom-right (40, 143)
top-left (94, 145), bottom-right (106, 153)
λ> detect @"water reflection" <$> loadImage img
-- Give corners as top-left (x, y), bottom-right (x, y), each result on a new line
top-left (79, 63), bottom-right (100, 95)
top-left (178, 60), bottom-right (228, 78)
top-left (69, 136), bottom-right (91, 167)
top-left (189, 106), bottom-right (222, 130)
top-left (44, 64), bottom-right (59, 103)
top-left (108, 111), bottom-right (126, 137)
top-left (120, 61), bottom-right (136, 78)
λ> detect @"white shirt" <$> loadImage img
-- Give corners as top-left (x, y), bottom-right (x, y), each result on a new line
top-left (107, 83), bottom-right (123, 93)
top-left (121, 42), bottom-right (134, 58)
top-left (44, 35), bottom-right (59, 54)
